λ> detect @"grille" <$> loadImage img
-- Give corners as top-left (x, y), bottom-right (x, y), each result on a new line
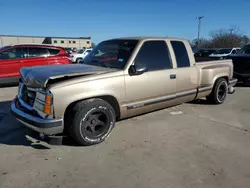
top-left (21, 85), bottom-right (36, 106)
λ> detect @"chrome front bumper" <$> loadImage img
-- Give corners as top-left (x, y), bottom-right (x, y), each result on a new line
top-left (11, 98), bottom-right (64, 135)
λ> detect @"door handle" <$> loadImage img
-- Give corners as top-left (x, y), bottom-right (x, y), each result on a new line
top-left (170, 74), bottom-right (176, 79)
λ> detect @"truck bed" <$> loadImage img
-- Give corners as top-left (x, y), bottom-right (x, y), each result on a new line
top-left (195, 59), bottom-right (233, 86)
top-left (195, 56), bottom-right (214, 62)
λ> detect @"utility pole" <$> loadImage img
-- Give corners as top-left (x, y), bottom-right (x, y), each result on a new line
top-left (229, 29), bottom-right (234, 47)
top-left (229, 29), bottom-right (234, 35)
top-left (196, 16), bottom-right (204, 48)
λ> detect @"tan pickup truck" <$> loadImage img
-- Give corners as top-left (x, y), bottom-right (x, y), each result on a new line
top-left (11, 37), bottom-right (237, 145)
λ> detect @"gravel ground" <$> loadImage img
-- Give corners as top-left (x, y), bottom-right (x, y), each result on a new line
top-left (0, 85), bottom-right (250, 188)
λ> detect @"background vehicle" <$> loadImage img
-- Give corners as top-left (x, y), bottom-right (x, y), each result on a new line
top-left (0, 44), bottom-right (71, 84)
top-left (193, 48), bottom-right (217, 57)
top-left (209, 48), bottom-right (240, 60)
top-left (70, 48), bottom-right (93, 63)
top-left (11, 37), bottom-right (237, 146)
top-left (64, 47), bottom-right (73, 54)
top-left (228, 44), bottom-right (250, 84)
top-left (193, 48), bottom-right (218, 62)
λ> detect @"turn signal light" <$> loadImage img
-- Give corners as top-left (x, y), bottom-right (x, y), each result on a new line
top-left (44, 105), bottom-right (52, 115)
top-left (45, 95), bottom-right (52, 105)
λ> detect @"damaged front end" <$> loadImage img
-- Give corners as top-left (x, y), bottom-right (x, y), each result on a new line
top-left (11, 79), bottom-right (64, 135)
top-left (11, 64), bottom-right (116, 136)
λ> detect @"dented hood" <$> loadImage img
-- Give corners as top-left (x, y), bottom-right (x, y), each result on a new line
top-left (20, 64), bottom-right (115, 88)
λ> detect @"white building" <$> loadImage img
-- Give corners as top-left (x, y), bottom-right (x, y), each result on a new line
top-left (0, 35), bottom-right (92, 49)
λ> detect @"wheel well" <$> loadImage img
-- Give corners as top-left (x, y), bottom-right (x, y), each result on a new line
top-left (64, 95), bottom-right (121, 123)
top-left (215, 76), bottom-right (229, 84)
top-left (98, 96), bottom-right (120, 119)
top-left (221, 76), bottom-right (229, 83)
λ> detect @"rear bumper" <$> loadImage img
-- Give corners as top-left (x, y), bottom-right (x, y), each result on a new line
top-left (229, 78), bottom-right (237, 86)
top-left (11, 98), bottom-right (64, 135)
top-left (233, 72), bottom-right (250, 80)
top-left (228, 78), bottom-right (237, 94)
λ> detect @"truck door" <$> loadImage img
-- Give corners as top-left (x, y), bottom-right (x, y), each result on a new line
top-left (124, 40), bottom-right (176, 117)
top-left (170, 40), bottom-right (199, 103)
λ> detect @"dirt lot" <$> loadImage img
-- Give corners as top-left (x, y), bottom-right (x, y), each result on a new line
top-left (0, 85), bottom-right (250, 188)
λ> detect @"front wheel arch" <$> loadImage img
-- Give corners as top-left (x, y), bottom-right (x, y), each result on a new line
top-left (67, 98), bottom-right (116, 145)
top-left (64, 95), bottom-right (120, 127)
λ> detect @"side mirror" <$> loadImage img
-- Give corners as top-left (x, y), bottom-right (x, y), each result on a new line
top-left (129, 63), bottom-right (147, 76)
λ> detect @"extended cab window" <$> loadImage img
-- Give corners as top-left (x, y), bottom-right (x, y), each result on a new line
top-left (171, 41), bottom-right (190, 68)
top-left (28, 47), bottom-right (48, 57)
top-left (0, 47), bottom-right (25, 60)
top-left (134, 41), bottom-right (172, 71)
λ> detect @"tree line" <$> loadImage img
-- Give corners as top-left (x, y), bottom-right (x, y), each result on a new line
top-left (191, 27), bottom-right (249, 48)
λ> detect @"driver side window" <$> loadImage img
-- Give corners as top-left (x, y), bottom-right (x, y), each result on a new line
top-left (134, 40), bottom-right (173, 71)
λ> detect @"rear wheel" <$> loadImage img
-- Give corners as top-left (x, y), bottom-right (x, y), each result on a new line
top-left (68, 99), bottom-right (116, 146)
top-left (76, 58), bottom-right (83, 64)
top-left (206, 78), bottom-right (228, 104)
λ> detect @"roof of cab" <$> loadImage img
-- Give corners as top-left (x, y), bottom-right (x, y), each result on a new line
top-left (109, 36), bottom-right (187, 41)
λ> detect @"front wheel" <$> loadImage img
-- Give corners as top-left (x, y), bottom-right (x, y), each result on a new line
top-left (68, 99), bottom-right (116, 146)
top-left (206, 78), bottom-right (228, 104)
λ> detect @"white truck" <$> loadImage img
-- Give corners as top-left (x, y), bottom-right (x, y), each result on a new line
top-left (209, 48), bottom-right (240, 59)
top-left (70, 48), bottom-right (93, 63)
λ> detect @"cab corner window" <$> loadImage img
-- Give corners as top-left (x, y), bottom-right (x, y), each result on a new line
top-left (134, 40), bottom-right (172, 71)
top-left (171, 41), bottom-right (190, 68)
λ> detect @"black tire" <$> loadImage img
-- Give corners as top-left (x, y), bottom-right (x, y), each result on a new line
top-left (68, 99), bottom-right (116, 146)
top-left (206, 78), bottom-right (228, 104)
top-left (76, 58), bottom-right (82, 64)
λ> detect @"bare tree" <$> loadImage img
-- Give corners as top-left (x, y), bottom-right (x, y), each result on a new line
top-left (209, 27), bottom-right (249, 48)
top-left (191, 38), bottom-right (212, 48)
top-left (192, 27), bottom-right (249, 49)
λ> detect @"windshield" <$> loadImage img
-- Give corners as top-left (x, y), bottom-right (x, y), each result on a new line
top-left (213, 48), bottom-right (232, 54)
top-left (78, 49), bottom-right (84, 54)
top-left (82, 40), bottom-right (138, 69)
top-left (238, 45), bottom-right (250, 54)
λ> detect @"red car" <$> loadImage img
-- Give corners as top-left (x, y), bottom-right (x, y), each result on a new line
top-left (0, 44), bottom-right (71, 84)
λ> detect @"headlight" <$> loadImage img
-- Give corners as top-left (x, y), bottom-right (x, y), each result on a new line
top-left (34, 101), bottom-right (45, 112)
top-left (34, 92), bottom-right (53, 115)
top-left (36, 92), bottom-right (46, 102)
top-left (36, 92), bottom-right (52, 105)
